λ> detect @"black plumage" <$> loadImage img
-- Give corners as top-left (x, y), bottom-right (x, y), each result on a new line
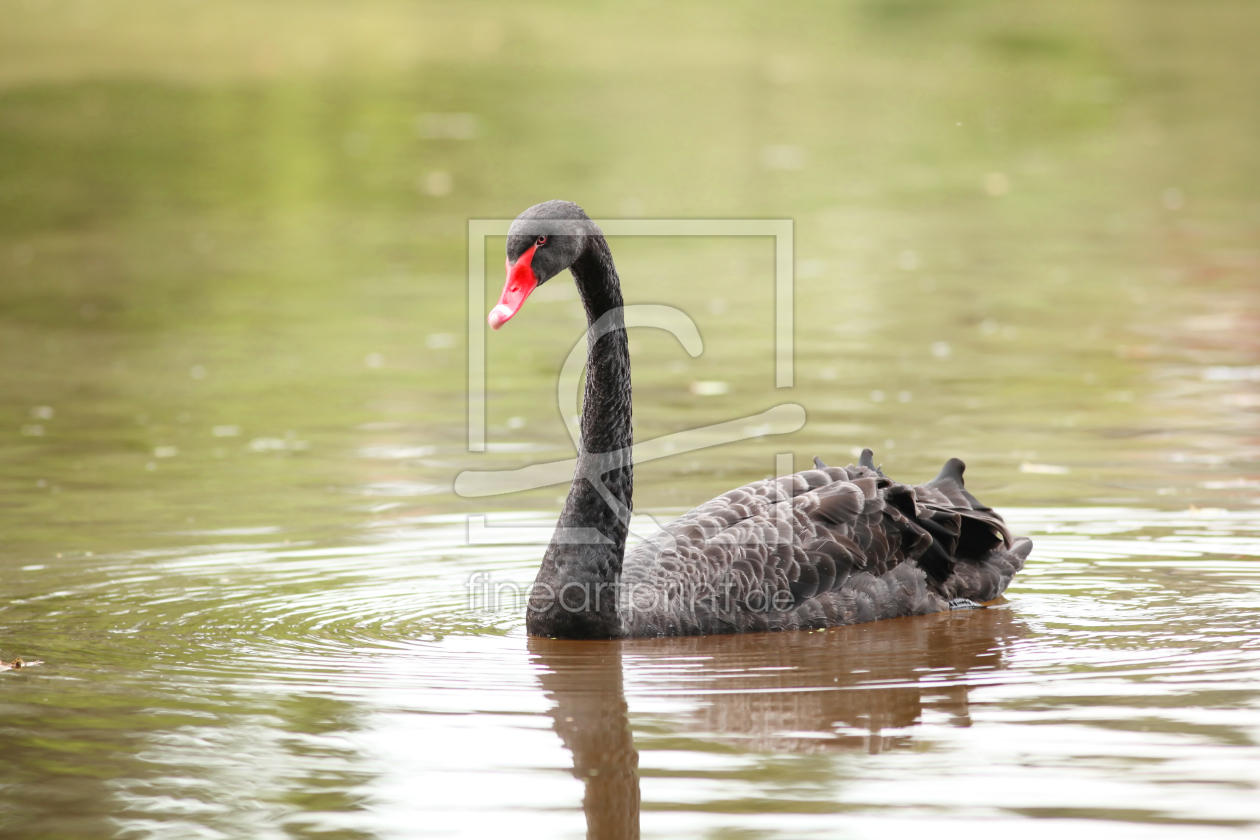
top-left (496, 200), bottom-right (1032, 640)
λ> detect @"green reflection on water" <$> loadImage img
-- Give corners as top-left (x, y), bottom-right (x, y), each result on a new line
top-left (2, 1), bottom-right (1257, 554)
top-left (1, 0), bottom-right (1258, 837)
top-left (1, 1), bottom-right (1256, 558)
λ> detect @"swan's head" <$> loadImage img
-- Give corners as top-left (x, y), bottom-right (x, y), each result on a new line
top-left (489, 200), bottom-right (592, 330)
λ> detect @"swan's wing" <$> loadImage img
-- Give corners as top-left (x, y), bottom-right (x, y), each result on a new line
top-left (619, 458), bottom-right (1030, 636)
top-left (619, 465), bottom-right (937, 635)
top-left (907, 457), bottom-right (1029, 603)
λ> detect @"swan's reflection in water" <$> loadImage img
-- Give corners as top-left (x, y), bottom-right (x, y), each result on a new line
top-left (532, 639), bottom-right (641, 840)
top-left (530, 606), bottom-right (1027, 840)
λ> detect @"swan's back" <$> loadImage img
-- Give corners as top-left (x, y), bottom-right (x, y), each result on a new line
top-left (618, 455), bottom-right (1031, 637)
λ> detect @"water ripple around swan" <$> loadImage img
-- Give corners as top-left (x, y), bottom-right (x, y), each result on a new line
top-left (4, 506), bottom-right (1260, 838)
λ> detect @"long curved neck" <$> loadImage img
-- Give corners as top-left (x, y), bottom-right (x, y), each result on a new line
top-left (528, 234), bottom-right (633, 639)
top-left (573, 236), bottom-right (633, 476)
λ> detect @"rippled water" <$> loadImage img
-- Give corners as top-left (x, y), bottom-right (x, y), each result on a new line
top-left (3, 0), bottom-right (1260, 837)
top-left (3, 508), bottom-right (1259, 838)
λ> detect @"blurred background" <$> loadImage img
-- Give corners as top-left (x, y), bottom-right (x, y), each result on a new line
top-left (1, 0), bottom-right (1257, 549)
top-left (1, 2), bottom-right (1258, 837)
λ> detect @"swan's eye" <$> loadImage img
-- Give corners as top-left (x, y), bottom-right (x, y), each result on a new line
top-left (536, 235), bottom-right (547, 246)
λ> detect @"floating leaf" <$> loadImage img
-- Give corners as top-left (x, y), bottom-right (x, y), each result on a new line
top-left (0, 657), bottom-right (44, 671)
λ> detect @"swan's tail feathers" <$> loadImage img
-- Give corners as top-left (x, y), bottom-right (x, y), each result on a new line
top-left (813, 456), bottom-right (829, 470)
top-left (900, 457), bottom-right (1028, 603)
top-left (926, 457), bottom-right (997, 513)
top-left (928, 457), bottom-right (967, 488)
top-left (853, 448), bottom-right (886, 477)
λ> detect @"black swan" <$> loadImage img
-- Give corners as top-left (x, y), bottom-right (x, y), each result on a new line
top-left (490, 200), bottom-right (1032, 639)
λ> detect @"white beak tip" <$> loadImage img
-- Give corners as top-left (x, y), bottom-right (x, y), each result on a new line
top-left (487, 304), bottom-right (513, 331)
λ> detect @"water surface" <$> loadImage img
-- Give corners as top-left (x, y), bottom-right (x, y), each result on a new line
top-left (1, 1), bottom-right (1258, 837)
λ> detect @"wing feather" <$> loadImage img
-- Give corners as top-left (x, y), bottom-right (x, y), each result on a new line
top-left (618, 455), bottom-right (1029, 637)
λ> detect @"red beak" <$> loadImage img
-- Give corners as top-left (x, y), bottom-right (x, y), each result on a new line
top-left (488, 244), bottom-right (539, 330)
